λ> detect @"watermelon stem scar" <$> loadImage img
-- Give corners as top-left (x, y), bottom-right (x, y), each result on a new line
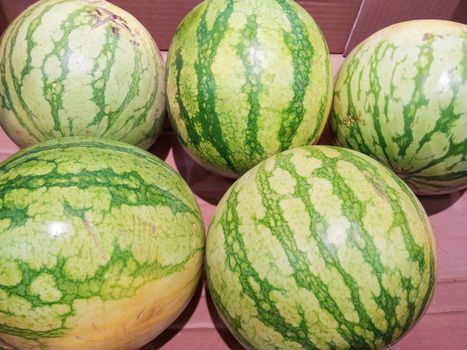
top-left (93, 7), bottom-right (132, 35)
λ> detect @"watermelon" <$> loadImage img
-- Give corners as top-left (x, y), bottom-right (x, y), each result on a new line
top-left (0, 137), bottom-right (205, 350)
top-left (0, 0), bottom-right (166, 149)
top-left (166, 0), bottom-right (333, 178)
top-left (331, 20), bottom-right (467, 195)
top-left (206, 146), bottom-right (436, 350)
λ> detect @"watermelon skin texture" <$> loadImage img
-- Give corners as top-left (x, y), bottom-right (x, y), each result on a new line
top-left (206, 146), bottom-right (436, 350)
top-left (0, 137), bottom-right (205, 350)
top-left (331, 20), bottom-right (467, 195)
top-left (166, 0), bottom-right (333, 178)
top-left (0, 0), bottom-right (166, 150)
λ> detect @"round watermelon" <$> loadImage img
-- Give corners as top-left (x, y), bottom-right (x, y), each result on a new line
top-left (331, 20), bottom-right (467, 195)
top-left (0, 137), bottom-right (205, 350)
top-left (0, 0), bottom-right (166, 149)
top-left (166, 0), bottom-right (333, 178)
top-left (206, 146), bottom-right (436, 350)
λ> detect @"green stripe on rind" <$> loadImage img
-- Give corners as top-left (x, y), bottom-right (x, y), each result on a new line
top-left (171, 49), bottom-right (200, 148)
top-left (331, 21), bottom-right (467, 195)
top-left (236, 14), bottom-right (265, 160)
top-left (0, 137), bottom-right (201, 226)
top-left (332, 42), bottom-right (397, 168)
top-left (88, 25), bottom-right (120, 129)
top-left (208, 190), bottom-right (320, 350)
top-left (408, 34), bottom-right (467, 185)
top-left (41, 7), bottom-right (94, 134)
top-left (274, 153), bottom-right (387, 346)
top-left (99, 49), bottom-right (144, 134)
top-left (392, 39), bottom-right (433, 158)
top-left (1, 138), bottom-right (177, 180)
top-left (0, 246), bottom-right (202, 340)
top-left (20, 2), bottom-right (72, 139)
top-left (1, 167), bottom-right (196, 220)
top-left (192, 0), bottom-right (237, 171)
top-left (255, 156), bottom-right (377, 348)
top-left (206, 145), bottom-right (436, 349)
top-left (306, 28), bottom-right (332, 146)
top-left (276, 0), bottom-right (314, 151)
top-left (318, 148), bottom-right (436, 340)
top-left (116, 51), bottom-right (164, 148)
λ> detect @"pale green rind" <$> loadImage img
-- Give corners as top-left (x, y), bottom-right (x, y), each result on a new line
top-left (0, 137), bottom-right (205, 350)
top-left (206, 145), bottom-right (436, 350)
top-left (0, 0), bottom-right (166, 149)
top-left (166, 0), bottom-right (333, 177)
top-left (331, 20), bottom-right (467, 195)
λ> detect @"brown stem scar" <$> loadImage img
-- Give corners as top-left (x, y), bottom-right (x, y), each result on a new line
top-left (423, 33), bottom-right (434, 41)
top-left (92, 7), bottom-right (137, 45)
top-left (92, 16), bottom-right (111, 30)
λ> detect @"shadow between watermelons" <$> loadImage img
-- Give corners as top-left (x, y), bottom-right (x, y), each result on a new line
top-left (316, 120), bottom-right (334, 146)
top-left (148, 132), bottom-right (173, 162)
top-left (419, 189), bottom-right (465, 216)
top-left (318, 120), bottom-right (466, 216)
top-left (205, 283), bottom-right (244, 350)
top-left (168, 118), bottom-right (332, 206)
top-left (171, 137), bottom-right (234, 206)
top-left (145, 278), bottom-right (204, 349)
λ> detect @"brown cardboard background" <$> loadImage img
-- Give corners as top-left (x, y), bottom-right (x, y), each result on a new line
top-left (0, 0), bottom-right (361, 53)
top-left (1, 0), bottom-right (466, 54)
top-left (344, 0), bottom-right (467, 54)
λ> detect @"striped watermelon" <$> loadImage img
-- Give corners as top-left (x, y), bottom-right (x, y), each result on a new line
top-left (0, 137), bottom-right (205, 350)
top-left (166, 0), bottom-right (333, 178)
top-left (0, 0), bottom-right (166, 149)
top-left (206, 146), bottom-right (436, 350)
top-left (331, 20), bottom-right (467, 195)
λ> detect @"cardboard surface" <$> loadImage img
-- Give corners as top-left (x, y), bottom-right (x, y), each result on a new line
top-left (294, 0), bottom-right (362, 53)
top-left (1, 0), bottom-right (466, 54)
top-left (344, 0), bottom-right (467, 54)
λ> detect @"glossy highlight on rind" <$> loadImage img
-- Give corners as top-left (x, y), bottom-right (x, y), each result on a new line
top-left (166, 0), bottom-right (333, 178)
top-left (206, 145), bottom-right (436, 350)
top-left (0, 0), bottom-right (166, 149)
top-left (0, 137), bottom-right (205, 350)
top-left (331, 20), bottom-right (467, 195)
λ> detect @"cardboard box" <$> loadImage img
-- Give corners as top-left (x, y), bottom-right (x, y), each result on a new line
top-left (344, 0), bottom-right (467, 54)
top-left (2, 0), bottom-right (464, 54)
top-left (0, 1), bottom-right (465, 350)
